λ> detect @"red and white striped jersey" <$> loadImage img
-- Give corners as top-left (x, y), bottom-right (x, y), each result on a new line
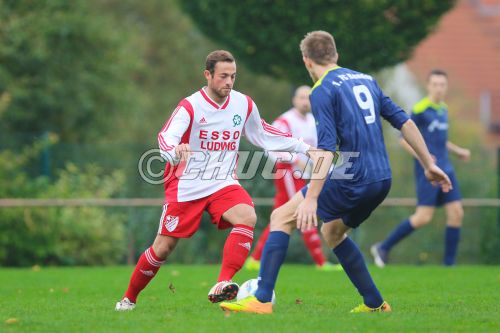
top-left (271, 108), bottom-right (317, 175)
top-left (158, 88), bottom-right (310, 202)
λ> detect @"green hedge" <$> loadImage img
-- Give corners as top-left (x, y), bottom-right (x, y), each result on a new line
top-left (0, 145), bottom-right (127, 266)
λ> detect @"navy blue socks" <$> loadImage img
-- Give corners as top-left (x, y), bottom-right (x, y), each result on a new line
top-left (255, 231), bottom-right (290, 302)
top-left (444, 226), bottom-right (460, 266)
top-left (380, 219), bottom-right (415, 252)
top-left (334, 237), bottom-right (383, 308)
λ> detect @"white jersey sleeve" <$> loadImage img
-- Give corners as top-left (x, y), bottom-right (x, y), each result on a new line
top-left (267, 117), bottom-right (298, 164)
top-left (243, 100), bottom-right (310, 154)
top-left (158, 105), bottom-right (192, 164)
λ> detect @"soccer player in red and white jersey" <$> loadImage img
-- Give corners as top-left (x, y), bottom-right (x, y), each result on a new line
top-left (115, 50), bottom-right (311, 311)
top-left (245, 86), bottom-right (341, 272)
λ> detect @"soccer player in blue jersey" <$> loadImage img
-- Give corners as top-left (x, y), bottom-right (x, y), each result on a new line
top-left (220, 31), bottom-right (452, 314)
top-left (371, 69), bottom-right (470, 267)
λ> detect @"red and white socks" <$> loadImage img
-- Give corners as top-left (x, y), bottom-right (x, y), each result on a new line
top-left (124, 246), bottom-right (165, 303)
top-left (218, 224), bottom-right (254, 281)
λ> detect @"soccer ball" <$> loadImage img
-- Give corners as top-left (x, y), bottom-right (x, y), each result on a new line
top-left (237, 278), bottom-right (276, 304)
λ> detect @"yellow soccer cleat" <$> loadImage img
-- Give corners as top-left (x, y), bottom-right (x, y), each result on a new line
top-left (316, 262), bottom-right (343, 272)
top-left (244, 257), bottom-right (261, 271)
top-left (350, 301), bottom-right (392, 313)
top-left (220, 296), bottom-right (273, 314)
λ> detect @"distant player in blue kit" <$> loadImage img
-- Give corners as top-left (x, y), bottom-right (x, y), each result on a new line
top-left (220, 31), bottom-right (452, 314)
top-left (371, 69), bottom-right (470, 267)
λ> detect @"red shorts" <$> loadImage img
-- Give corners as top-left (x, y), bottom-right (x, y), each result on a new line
top-left (157, 185), bottom-right (254, 238)
top-left (273, 172), bottom-right (307, 209)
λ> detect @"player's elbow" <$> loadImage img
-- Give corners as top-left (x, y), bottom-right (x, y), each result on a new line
top-left (399, 119), bottom-right (419, 140)
top-left (400, 119), bottom-right (416, 132)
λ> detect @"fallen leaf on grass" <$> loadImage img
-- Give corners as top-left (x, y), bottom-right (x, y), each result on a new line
top-left (295, 299), bottom-right (303, 304)
top-left (168, 283), bottom-right (176, 293)
top-left (5, 318), bottom-right (19, 325)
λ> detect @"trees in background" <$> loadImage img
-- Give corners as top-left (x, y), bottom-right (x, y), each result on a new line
top-left (0, 0), bottom-right (456, 142)
top-left (180, 0), bottom-right (455, 84)
top-left (0, 0), bottom-right (295, 144)
top-left (0, 0), bottom-right (143, 143)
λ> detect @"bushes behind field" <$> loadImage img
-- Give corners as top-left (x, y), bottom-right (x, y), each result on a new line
top-left (0, 144), bottom-right (127, 266)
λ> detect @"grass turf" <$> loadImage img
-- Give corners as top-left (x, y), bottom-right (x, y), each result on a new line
top-left (1, 265), bottom-right (499, 332)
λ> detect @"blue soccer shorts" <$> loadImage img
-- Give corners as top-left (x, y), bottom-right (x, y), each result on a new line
top-left (301, 178), bottom-right (392, 228)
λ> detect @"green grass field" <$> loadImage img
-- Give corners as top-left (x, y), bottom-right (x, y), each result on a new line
top-left (1, 265), bottom-right (499, 332)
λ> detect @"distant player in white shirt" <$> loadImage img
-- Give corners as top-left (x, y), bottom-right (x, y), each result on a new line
top-left (245, 86), bottom-right (341, 272)
top-left (116, 50), bottom-right (311, 311)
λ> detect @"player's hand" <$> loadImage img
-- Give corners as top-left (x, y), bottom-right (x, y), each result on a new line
top-left (424, 164), bottom-right (453, 193)
top-left (457, 148), bottom-right (471, 162)
top-left (294, 196), bottom-right (318, 232)
top-left (175, 144), bottom-right (192, 161)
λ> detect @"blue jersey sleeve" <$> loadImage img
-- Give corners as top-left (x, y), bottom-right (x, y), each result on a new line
top-left (310, 86), bottom-right (337, 152)
top-left (376, 83), bottom-right (410, 129)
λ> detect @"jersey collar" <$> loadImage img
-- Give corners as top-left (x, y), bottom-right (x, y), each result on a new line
top-left (311, 66), bottom-right (341, 92)
top-left (200, 88), bottom-right (231, 110)
top-left (424, 97), bottom-right (447, 114)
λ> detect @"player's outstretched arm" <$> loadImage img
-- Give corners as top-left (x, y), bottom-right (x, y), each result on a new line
top-left (400, 120), bottom-right (452, 192)
top-left (447, 141), bottom-right (471, 161)
top-left (399, 137), bottom-right (419, 159)
top-left (243, 101), bottom-right (310, 154)
top-left (400, 138), bottom-right (437, 162)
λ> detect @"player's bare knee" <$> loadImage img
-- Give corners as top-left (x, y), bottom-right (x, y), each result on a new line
top-left (447, 205), bottom-right (463, 227)
top-left (270, 208), bottom-right (280, 225)
top-left (239, 210), bottom-right (257, 227)
top-left (333, 230), bottom-right (346, 245)
top-left (152, 236), bottom-right (177, 259)
top-left (411, 212), bottom-right (433, 227)
top-left (320, 225), bottom-right (332, 245)
top-left (447, 215), bottom-right (463, 227)
top-left (321, 224), bottom-right (345, 248)
top-left (270, 207), bottom-right (292, 233)
top-left (447, 219), bottom-right (462, 227)
top-left (453, 204), bottom-right (464, 221)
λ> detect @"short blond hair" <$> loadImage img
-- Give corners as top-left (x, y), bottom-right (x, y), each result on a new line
top-left (300, 31), bottom-right (337, 65)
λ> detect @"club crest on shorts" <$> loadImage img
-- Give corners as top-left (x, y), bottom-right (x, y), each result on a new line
top-left (164, 215), bottom-right (179, 232)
